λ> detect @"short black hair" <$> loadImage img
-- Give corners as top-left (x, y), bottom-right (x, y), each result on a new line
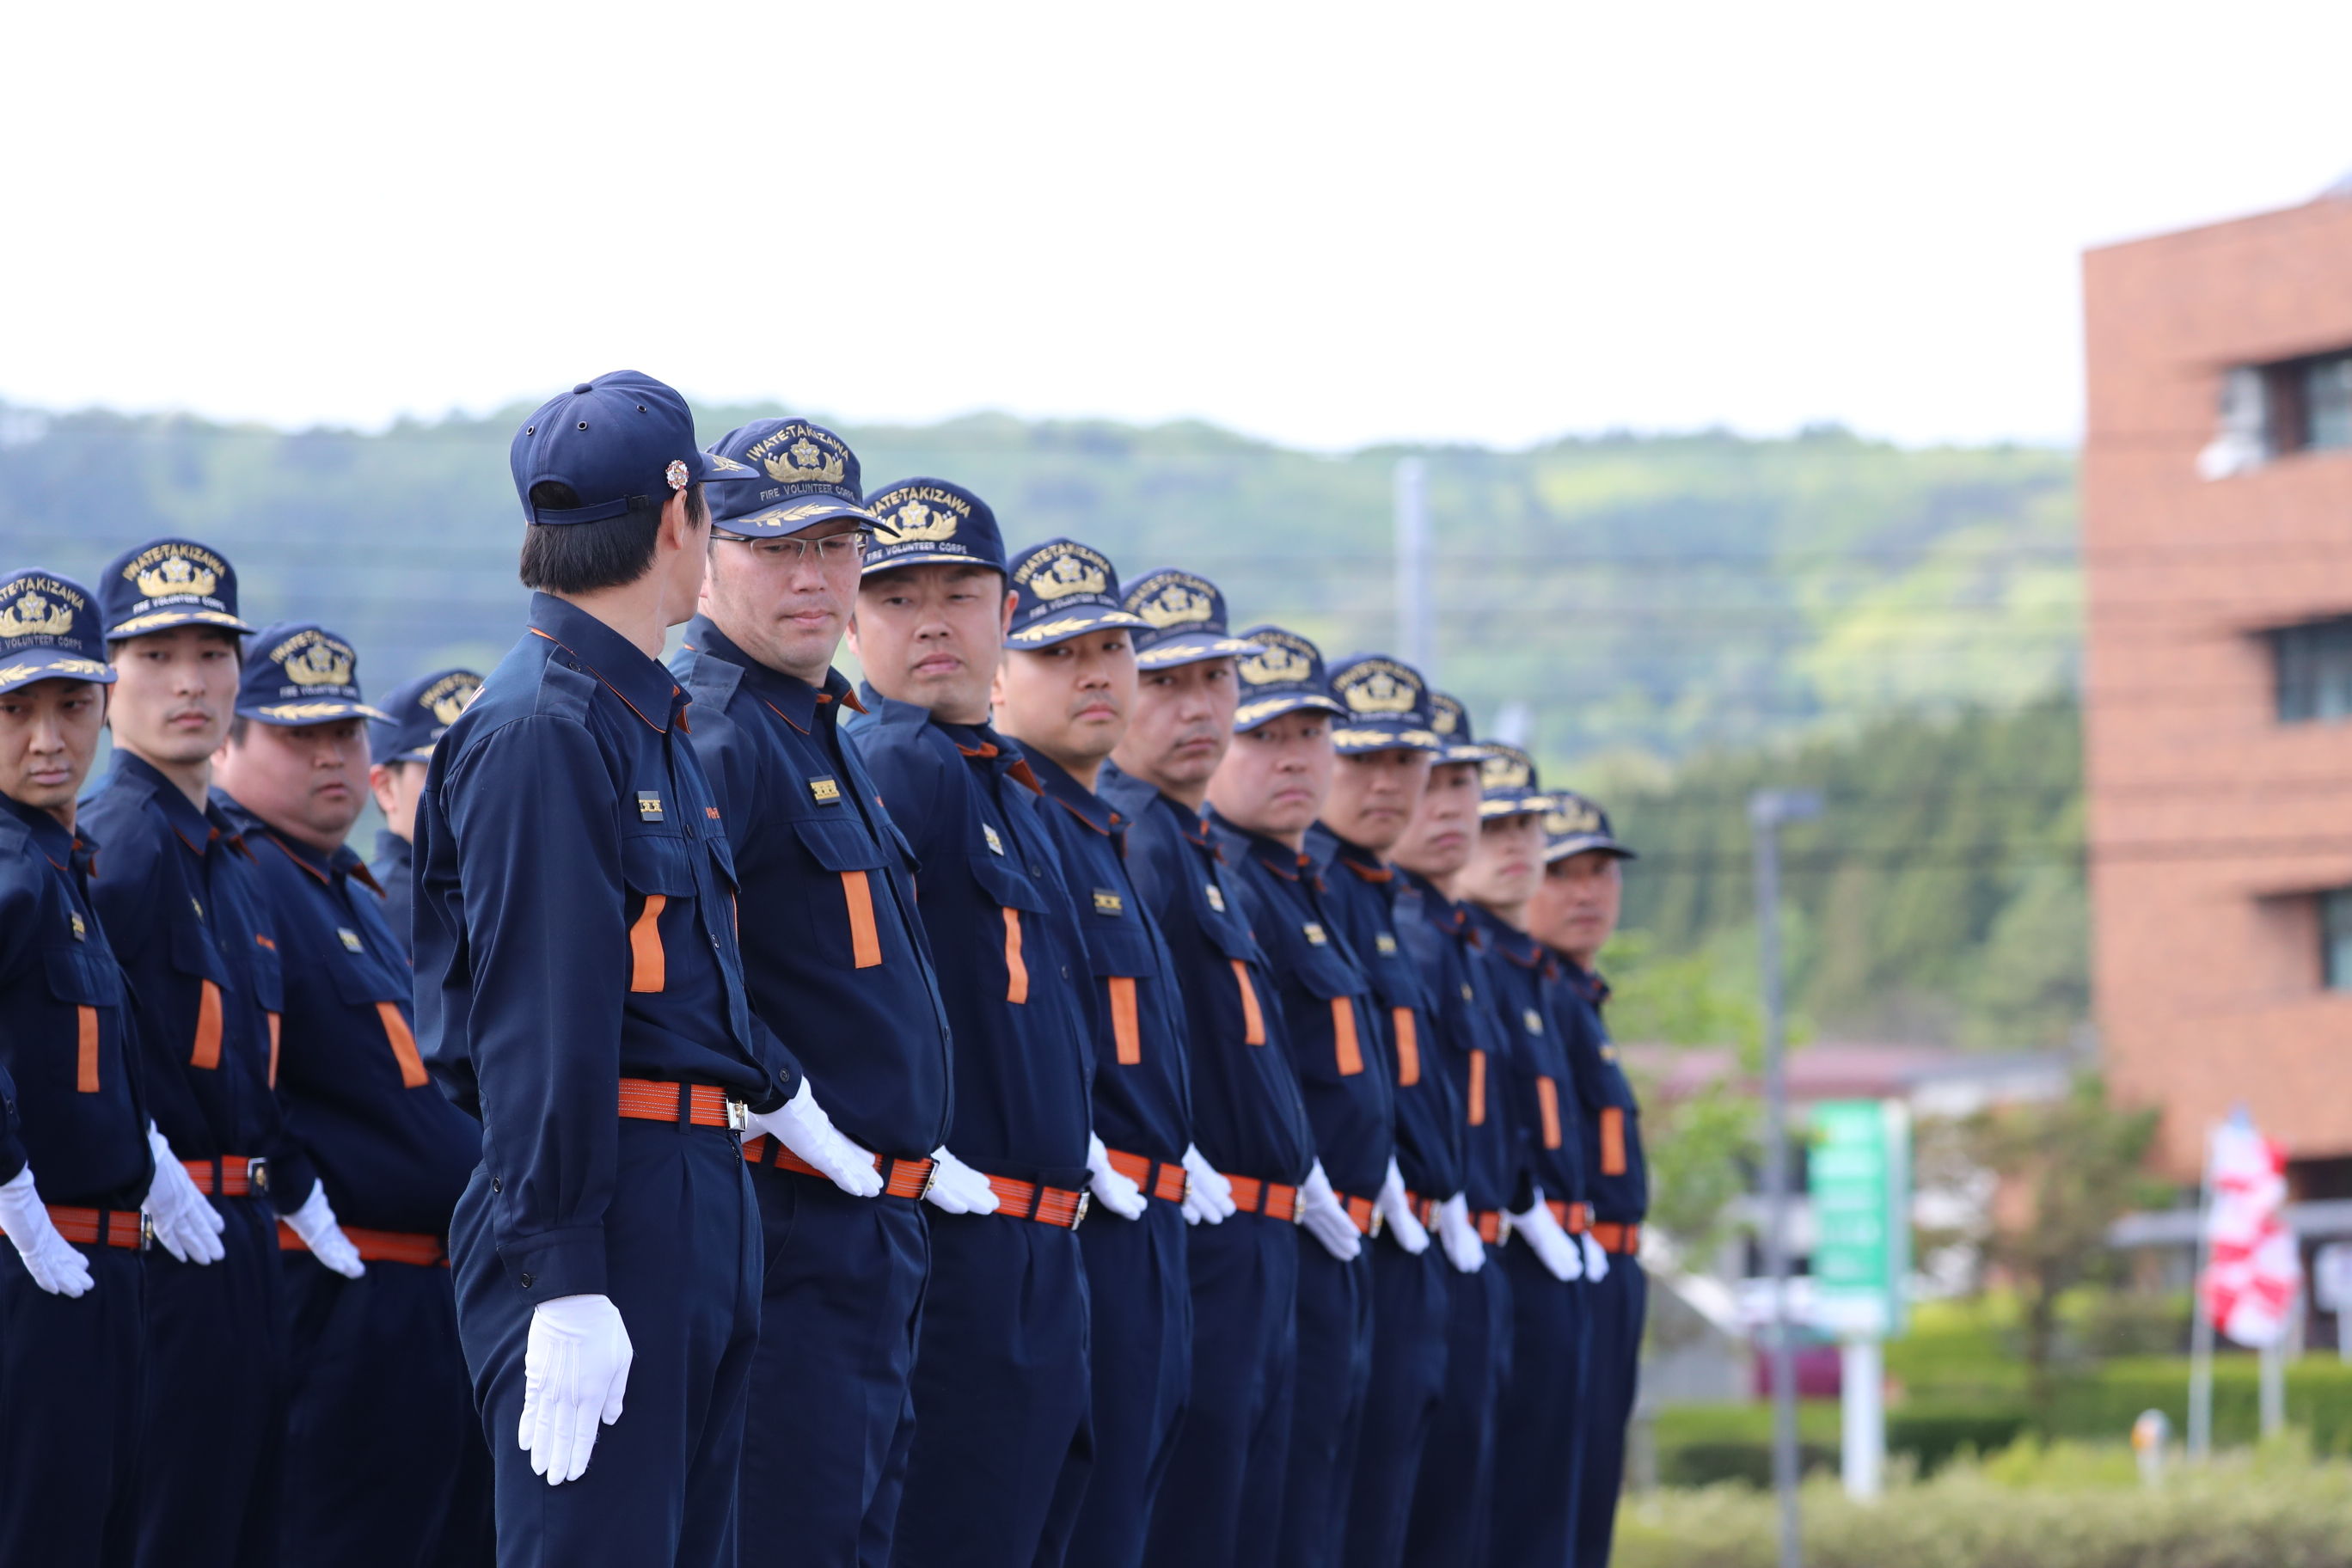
top-left (224, 713), bottom-right (250, 747)
top-left (519, 481), bottom-right (707, 596)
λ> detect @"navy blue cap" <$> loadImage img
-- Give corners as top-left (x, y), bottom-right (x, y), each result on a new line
top-left (235, 622), bottom-right (390, 726)
top-left (1003, 539), bottom-right (1148, 649)
top-left (1543, 790), bottom-right (1638, 862)
top-left (1478, 743), bottom-right (1547, 819)
top-left (1230, 625), bottom-right (1346, 732)
top-left (706, 418), bottom-right (880, 535)
top-left (369, 667), bottom-right (485, 764)
top-left (1121, 567), bottom-right (1266, 669)
top-left (1326, 653), bottom-right (1442, 755)
top-left (1426, 691), bottom-right (1492, 767)
top-left (0, 571), bottom-right (117, 695)
top-left (97, 537), bottom-right (254, 641)
top-left (860, 478), bottom-right (1007, 577)
top-left (511, 371), bottom-right (760, 526)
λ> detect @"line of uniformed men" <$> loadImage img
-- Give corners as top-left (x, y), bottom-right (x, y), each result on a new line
top-left (0, 367), bottom-right (1649, 1568)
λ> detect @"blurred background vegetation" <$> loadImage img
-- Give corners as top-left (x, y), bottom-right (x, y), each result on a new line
top-left (0, 400), bottom-right (2082, 1050)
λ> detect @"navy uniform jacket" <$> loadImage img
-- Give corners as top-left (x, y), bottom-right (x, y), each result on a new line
top-left (1549, 956), bottom-right (1646, 1224)
top-left (413, 593), bottom-right (795, 1306)
top-left (219, 800), bottom-right (479, 1237)
top-left (1395, 872), bottom-right (1520, 1215)
top-left (1466, 909), bottom-right (1585, 1216)
top-left (82, 751), bottom-right (303, 1212)
top-left (1209, 815), bottom-right (1393, 1201)
top-left (1311, 830), bottom-right (1461, 1205)
top-left (1029, 753), bottom-right (1191, 1167)
top-left (671, 619), bottom-right (952, 1162)
top-left (367, 829), bottom-right (414, 960)
top-left (1099, 767), bottom-right (1311, 1187)
top-left (0, 793), bottom-right (152, 1207)
top-left (848, 692), bottom-right (1093, 1191)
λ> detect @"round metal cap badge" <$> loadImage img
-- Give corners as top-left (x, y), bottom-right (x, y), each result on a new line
top-left (665, 460), bottom-right (689, 492)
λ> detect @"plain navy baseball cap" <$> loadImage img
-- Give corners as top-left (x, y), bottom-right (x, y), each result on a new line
top-left (510, 371), bottom-right (760, 525)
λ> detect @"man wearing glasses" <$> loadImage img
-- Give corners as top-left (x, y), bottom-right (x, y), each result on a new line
top-left (671, 419), bottom-right (959, 1565)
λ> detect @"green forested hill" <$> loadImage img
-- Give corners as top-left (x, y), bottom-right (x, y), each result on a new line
top-left (0, 399), bottom-right (2086, 1047)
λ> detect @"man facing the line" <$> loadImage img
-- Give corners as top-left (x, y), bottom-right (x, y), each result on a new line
top-left (671, 418), bottom-right (956, 1566)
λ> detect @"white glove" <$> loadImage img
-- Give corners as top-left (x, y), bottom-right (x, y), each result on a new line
top-left (922, 1148), bottom-right (1000, 1216)
top-left (1582, 1231), bottom-right (1610, 1281)
top-left (1179, 1143), bottom-right (1236, 1226)
top-left (1374, 1157), bottom-right (1430, 1256)
top-left (1086, 1134), bottom-right (1148, 1222)
top-left (141, 1125), bottom-right (225, 1265)
top-left (0, 1166), bottom-right (94, 1297)
top-left (1299, 1159), bottom-right (1363, 1262)
top-left (285, 1180), bottom-right (365, 1279)
top-left (745, 1081), bottom-right (885, 1198)
top-left (1436, 1193), bottom-right (1485, 1274)
top-left (519, 1293), bottom-right (634, 1485)
top-left (1511, 1190), bottom-right (1583, 1283)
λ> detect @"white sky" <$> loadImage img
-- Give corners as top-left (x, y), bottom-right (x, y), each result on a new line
top-left (3, 1), bottom-right (2348, 452)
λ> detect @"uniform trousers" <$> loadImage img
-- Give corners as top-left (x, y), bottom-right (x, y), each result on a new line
top-left (0, 1237), bottom-right (144, 1566)
top-left (281, 1251), bottom-right (494, 1567)
top-left (1277, 1240), bottom-right (1375, 1568)
top-left (452, 1121), bottom-right (762, 1568)
top-left (138, 1194), bottom-right (289, 1568)
top-left (1139, 1209), bottom-right (1298, 1568)
top-left (1575, 1255), bottom-right (1647, 1568)
top-left (1068, 1197), bottom-right (1192, 1568)
top-left (1488, 1246), bottom-right (1590, 1568)
top-left (1402, 1251), bottom-right (1512, 1568)
top-left (889, 1210), bottom-right (1092, 1568)
top-left (1343, 1234), bottom-right (1451, 1568)
top-left (738, 1167), bottom-right (929, 1568)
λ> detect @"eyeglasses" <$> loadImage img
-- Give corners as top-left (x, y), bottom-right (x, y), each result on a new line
top-left (714, 530), bottom-right (865, 566)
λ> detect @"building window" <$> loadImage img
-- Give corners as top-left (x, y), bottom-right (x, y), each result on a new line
top-left (2197, 350), bottom-right (2352, 478)
top-left (2274, 616), bottom-right (2352, 723)
top-left (2324, 889), bottom-right (2352, 990)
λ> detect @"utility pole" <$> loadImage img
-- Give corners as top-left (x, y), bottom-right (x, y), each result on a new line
top-left (1393, 456), bottom-right (1433, 681)
top-left (1752, 787), bottom-right (1822, 1568)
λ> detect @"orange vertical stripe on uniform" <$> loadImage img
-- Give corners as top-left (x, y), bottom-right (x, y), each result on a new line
top-left (1233, 960), bottom-right (1266, 1044)
top-left (842, 872), bottom-right (882, 969)
top-left (1332, 998), bottom-right (1363, 1075)
top-left (267, 1013), bottom-right (281, 1087)
top-left (76, 1007), bottom-right (99, 1092)
top-left (628, 895), bottom-right (668, 993)
top-left (1391, 1007), bottom-right (1419, 1086)
top-left (1537, 1075), bottom-right (1563, 1149)
top-left (376, 1002), bottom-right (430, 1088)
top-left (1600, 1106), bottom-right (1627, 1174)
top-left (1467, 1050), bottom-right (1487, 1125)
top-left (191, 980), bottom-right (223, 1069)
top-left (1002, 908), bottom-right (1029, 1003)
top-left (1108, 977), bottom-right (1141, 1064)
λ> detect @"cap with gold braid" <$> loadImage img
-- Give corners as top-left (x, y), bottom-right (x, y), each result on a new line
top-left (370, 667), bottom-right (485, 764)
top-left (97, 536), bottom-right (254, 641)
top-left (1325, 652), bottom-right (1442, 755)
top-left (860, 477), bottom-right (1007, 578)
top-left (1542, 789), bottom-right (1638, 863)
top-left (1120, 567), bottom-right (1267, 669)
top-left (1477, 742), bottom-right (1548, 819)
top-left (0, 570), bottom-right (117, 695)
top-left (1003, 539), bottom-right (1148, 648)
top-left (1426, 691), bottom-right (1493, 767)
top-left (1229, 625), bottom-right (1346, 732)
top-left (704, 418), bottom-right (879, 536)
top-left (235, 622), bottom-right (390, 726)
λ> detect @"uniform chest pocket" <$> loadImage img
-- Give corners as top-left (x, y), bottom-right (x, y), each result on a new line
top-left (322, 949), bottom-right (432, 1088)
top-left (42, 946), bottom-right (117, 1094)
top-left (1289, 952), bottom-right (1370, 1079)
top-left (969, 853), bottom-right (1050, 1005)
top-left (166, 917), bottom-right (232, 1070)
top-left (620, 833), bottom-right (696, 995)
top-left (794, 818), bottom-right (891, 971)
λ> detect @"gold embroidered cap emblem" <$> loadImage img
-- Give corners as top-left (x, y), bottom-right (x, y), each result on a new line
top-left (1238, 642), bottom-right (1314, 686)
top-left (1545, 799), bottom-right (1602, 837)
top-left (132, 552), bottom-right (220, 601)
top-left (0, 588), bottom-right (76, 640)
top-left (1481, 751), bottom-right (1532, 792)
top-left (1337, 661), bottom-right (1418, 715)
top-left (1025, 548), bottom-right (1110, 600)
top-left (873, 499), bottom-right (959, 545)
top-left (763, 436), bottom-right (846, 487)
top-left (279, 637), bottom-right (356, 689)
top-left (426, 672), bottom-right (483, 726)
top-left (1136, 581), bottom-right (1215, 628)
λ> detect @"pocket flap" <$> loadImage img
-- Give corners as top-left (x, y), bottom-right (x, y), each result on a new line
top-left (42, 946), bottom-right (120, 1008)
top-left (1080, 920), bottom-right (1157, 979)
top-left (168, 916), bottom-right (229, 985)
top-left (1289, 947), bottom-right (1367, 1003)
top-left (793, 817), bottom-right (889, 874)
top-left (967, 852), bottom-right (1049, 914)
top-left (619, 833), bottom-right (696, 897)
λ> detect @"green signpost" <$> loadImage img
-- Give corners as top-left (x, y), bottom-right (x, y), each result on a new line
top-left (1808, 1099), bottom-right (1911, 1498)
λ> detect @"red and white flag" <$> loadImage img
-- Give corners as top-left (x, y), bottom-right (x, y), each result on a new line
top-left (2201, 1120), bottom-right (2300, 1348)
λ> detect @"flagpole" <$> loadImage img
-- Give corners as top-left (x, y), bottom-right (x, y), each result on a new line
top-left (2188, 1124), bottom-right (2216, 1461)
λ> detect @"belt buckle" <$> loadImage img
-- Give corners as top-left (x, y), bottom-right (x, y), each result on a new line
top-left (917, 1160), bottom-right (940, 1200)
top-left (1071, 1191), bottom-right (1090, 1228)
top-left (138, 1211), bottom-right (155, 1253)
top-left (248, 1156), bottom-right (270, 1195)
top-left (726, 1099), bottom-right (748, 1134)
top-left (1179, 1172), bottom-right (1192, 1206)
top-left (1290, 1193), bottom-right (1306, 1227)
top-left (1369, 1208), bottom-right (1384, 1240)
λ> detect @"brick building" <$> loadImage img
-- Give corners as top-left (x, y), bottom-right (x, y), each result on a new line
top-left (2082, 181), bottom-right (2352, 1185)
